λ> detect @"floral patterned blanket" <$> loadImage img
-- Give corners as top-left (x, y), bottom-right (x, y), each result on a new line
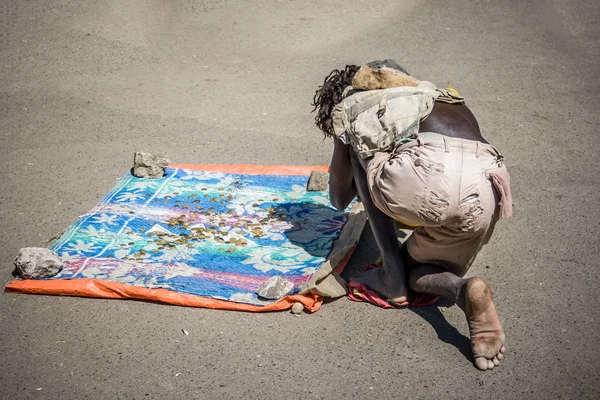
top-left (20, 166), bottom-right (352, 308)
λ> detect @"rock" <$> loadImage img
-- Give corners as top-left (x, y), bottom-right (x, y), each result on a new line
top-left (133, 151), bottom-right (170, 179)
top-left (291, 302), bottom-right (304, 315)
top-left (14, 247), bottom-right (64, 279)
top-left (366, 59), bottom-right (409, 73)
top-left (351, 66), bottom-right (420, 90)
top-left (256, 276), bottom-right (295, 300)
top-left (306, 171), bottom-right (329, 191)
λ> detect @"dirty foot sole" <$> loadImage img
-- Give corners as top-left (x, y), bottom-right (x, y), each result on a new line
top-left (464, 277), bottom-right (506, 370)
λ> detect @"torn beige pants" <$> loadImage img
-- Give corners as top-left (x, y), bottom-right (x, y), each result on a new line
top-left (366, 135), bottom-right (512, 276)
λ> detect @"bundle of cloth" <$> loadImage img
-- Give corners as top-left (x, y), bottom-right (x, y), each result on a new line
top-left (331, 61), bottom-right (466, 160)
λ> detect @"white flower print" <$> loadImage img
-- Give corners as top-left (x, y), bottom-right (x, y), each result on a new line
top-left (282, 184), bottom-right (330, 205)
top-left (92, 213), bottom-right (119, 225)
top-left (67, 239), bottom-right (100, 253)
top-left (80, 225), bottom-right (112, 239)
top-left (164, 262), bottom-right (198, 279)
top-left (116, 192), bottom-right (145, 202)
top-left (59, 252), bottom-right (81, 263)
top-left (128, 181), bottom-right (156, 192)
top-left (287, 184), bottom-right (305, 201)
top-left (155, 244), bottom-right (198, 262)
top-left (180, 170), bottom-right (226, 181)
top-left (80, 266), bottom-right (108, 279)
top-left (301, 267), bottom-right (317, 276)
top-left (107, 263), bottom-right (135, 282)
top-left (114, 249), bottom-right (130, 259)
top-left (242, 246), bottom-right (313, 273)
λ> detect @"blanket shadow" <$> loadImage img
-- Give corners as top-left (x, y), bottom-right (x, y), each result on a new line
top-left (270, 201), bottom-right (349, 259)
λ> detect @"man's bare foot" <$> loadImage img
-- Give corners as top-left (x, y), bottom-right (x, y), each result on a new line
top-left (352, 255), bottom-right (408, 304)
top-left (461, 277), bottom-right (506, 370)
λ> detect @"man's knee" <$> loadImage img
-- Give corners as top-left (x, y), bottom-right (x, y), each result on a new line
top-left (401, 244), bottom-right (420, 270)
top-left (407, 268), bottom-right (421, 290)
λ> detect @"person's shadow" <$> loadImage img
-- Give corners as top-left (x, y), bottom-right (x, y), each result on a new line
top-left (340, 223), bottom-right (474, 363)
top-left (408, 303), bottom-right (473, 362)
top-left (272, 201), bottom-right (473, 362)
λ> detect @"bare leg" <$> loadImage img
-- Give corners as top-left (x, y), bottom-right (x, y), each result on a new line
top-left (408, 264), bottom-right (506, 370)
top-left (349, 152), bottom-right (407, 304)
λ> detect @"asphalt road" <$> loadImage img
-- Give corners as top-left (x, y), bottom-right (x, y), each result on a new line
top-left (1, 0), bottom-right (599, 399)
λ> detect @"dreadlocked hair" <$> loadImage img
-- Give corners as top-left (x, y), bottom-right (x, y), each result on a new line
top-left (311, 65), bottom-right (360, 138)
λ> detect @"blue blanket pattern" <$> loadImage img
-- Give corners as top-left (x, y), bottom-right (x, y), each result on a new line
top-left (48, 168), bottom-right (348, 306)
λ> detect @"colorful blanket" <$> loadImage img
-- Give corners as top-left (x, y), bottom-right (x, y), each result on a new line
top-left (6, 165), bottom-right (361, 312)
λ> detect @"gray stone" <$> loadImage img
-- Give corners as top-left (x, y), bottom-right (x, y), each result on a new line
top-left (306, 171), bottom-right (329, 191)
top-left (133, 151), bottom-right (170, 179)
top-left (366, 59), bottom-right (409, 74)
top-left (291, 302), bottom-right (304, 315)
top-left (256, 276), bottom-right (295, 300)
top-left (14, 247), bottom-right (64, 279)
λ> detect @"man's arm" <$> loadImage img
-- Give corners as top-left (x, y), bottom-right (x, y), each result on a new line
top-left (328, 137), bottom-right (357, 210)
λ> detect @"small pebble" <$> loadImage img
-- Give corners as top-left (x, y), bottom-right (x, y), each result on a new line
top-left (291, 302), bottom-right (304, 315)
